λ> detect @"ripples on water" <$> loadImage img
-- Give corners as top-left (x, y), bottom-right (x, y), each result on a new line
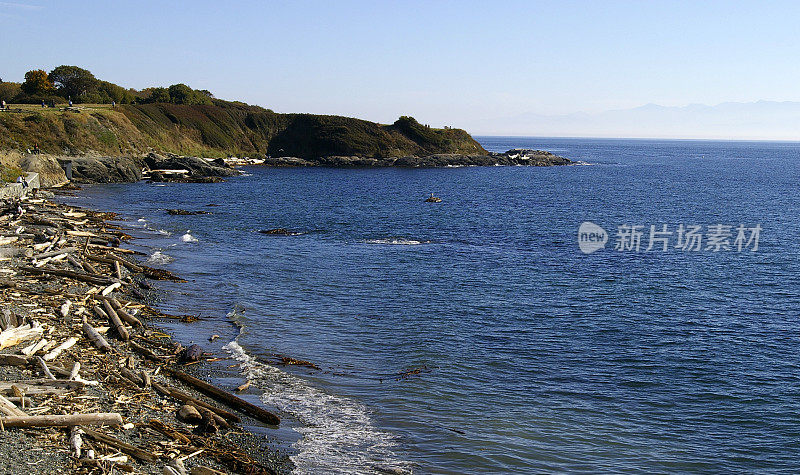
top-left (63, 138), bottom-right (800, 473)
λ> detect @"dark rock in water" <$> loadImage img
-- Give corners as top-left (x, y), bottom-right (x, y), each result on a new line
top-left (498, 149), bottom-right (572, 166)
top-left (259, 228), bottom-right (300, 236)
top-left (70, 156), bottom-right (143, 183)
top-left (178, 344), bottom-right (203, 363)
top-left (185, 175), bottom-right (225, 183)
top-left (166, 209), bottom-right (211, 216)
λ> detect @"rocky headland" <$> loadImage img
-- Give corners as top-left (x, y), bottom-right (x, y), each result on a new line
top-left (1, 102), bottom-right (570, 184)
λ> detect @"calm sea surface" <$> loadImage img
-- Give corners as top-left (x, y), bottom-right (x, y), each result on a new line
top-left (63, 138), bottom-right (800, 473)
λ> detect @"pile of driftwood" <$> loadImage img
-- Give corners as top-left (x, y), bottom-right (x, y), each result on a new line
top-left (0, 195), bottom-right (281, 474)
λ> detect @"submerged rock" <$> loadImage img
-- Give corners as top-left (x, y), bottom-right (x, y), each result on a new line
top-left (166, 209), bottom-right (211, 216)
top-left (258, 228), bottom-right (301, 236)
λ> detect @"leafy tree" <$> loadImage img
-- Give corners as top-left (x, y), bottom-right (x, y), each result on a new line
top-left (48, 65), bottom-right (98, 100)
top-left (145, 87), bottom-right (171, 103)
top-left (21, 70), bottom-right (54, 95)
top-left (97, 81), bottom-right (134, 104)
top-left (166, 83), bottom-right (212, 105)
top-left (0, 82), bottom-right (22, 102)
top-left (167, 83), bottom-right (194, 104)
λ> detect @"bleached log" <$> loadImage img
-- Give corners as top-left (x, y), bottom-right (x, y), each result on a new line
top-left (22, 338), bottom-right (48, 356)
top-left (60, 300), bottom-right (71, 318)
top-left (43, 337), bottom-right (78, 361)
top-left (69, 362), bottom-right (81, 380)
top-left (101, 282), bottom-right (121, 296)
top-left (33, 247), bottom-right (77, 260)
top-left (82, 317), bottom-right (111, 352)
top-left (37, 356), bottom-right (56, 380)
top-left (1, 413), bottom-right (123, 428)
top-left (70, 426), bottom-right (84, 458)
top-left (0, 394), bottom-right (26, 416)
top-left (0, 323), bottom-right (43, 350)
top-left (0, 379), bottom-right (84, 390)
top-left (67, 230), bottom-right (97, 238)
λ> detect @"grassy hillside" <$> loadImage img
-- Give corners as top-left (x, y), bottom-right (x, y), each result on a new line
top-left (0, 101), bottom-right (486, 159)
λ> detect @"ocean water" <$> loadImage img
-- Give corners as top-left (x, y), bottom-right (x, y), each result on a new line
top-left (62, 137), bottom-right (800, 474)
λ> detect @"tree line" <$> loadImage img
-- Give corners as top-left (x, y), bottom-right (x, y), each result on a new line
top-left (0, 65), bottom-right (214, 106)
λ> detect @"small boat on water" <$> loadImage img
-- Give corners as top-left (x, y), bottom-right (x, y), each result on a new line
top-left (424, 193), bottom-right (442, 203)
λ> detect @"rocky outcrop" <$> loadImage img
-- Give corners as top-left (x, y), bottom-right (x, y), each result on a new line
top-left (144, 153), bottom-right (239, 181)
top-left (70, 156), bottom-right (143, 183)
top-left (0, 152), bottom-right (68, 187)
top-left (260, 149), bottom-right (571, 168)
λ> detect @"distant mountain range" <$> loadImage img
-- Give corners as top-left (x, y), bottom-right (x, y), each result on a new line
top-left (468, 101), bottom-right (800, 140)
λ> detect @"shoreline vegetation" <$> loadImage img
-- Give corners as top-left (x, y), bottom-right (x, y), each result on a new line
top-left (1, 66), bottom-right (570, 176)
top-left (0, 188), bottom-right (291, 474)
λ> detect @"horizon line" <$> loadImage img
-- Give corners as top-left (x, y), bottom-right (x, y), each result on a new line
top-left (471, 134), bottom-right (800, 143)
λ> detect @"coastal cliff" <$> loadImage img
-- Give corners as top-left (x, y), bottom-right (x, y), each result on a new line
top-left (0, 103), bottom-right (486, 160)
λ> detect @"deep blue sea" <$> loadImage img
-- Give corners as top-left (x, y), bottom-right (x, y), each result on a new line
top-left (63, 137), bottom-right (800, 474)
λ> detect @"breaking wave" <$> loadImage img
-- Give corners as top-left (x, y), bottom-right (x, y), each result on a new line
top-left (364, 238), bottom-right (430, 246)
top-left (223, 332), bottom-right (412, 474)
top-left (146, 250), bottom-right (173, 265)
top-left (181, 231), bottom-right (198, 243)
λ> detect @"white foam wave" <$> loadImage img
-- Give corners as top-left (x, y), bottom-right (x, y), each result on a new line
top-left (181, 231), bottom-right (198, 243)
top-left (146, 250), bottom-right (173, 265)
top-left (365, 239), bottom-right (428, 246)
top-left (142, 223), bottom-right (171, 236)
top-left (223, 341), bottom-right (413, 475)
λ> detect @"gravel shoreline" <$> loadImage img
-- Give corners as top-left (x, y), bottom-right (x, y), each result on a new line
top-left (0, 186), bottom-right (293, 474)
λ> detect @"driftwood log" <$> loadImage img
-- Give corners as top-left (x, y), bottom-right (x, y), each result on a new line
top-left (82, 317), bottom-right (112, 352)
top-left (102, 300), bottom-right (130, 341)
top-left (80, 427), bottom-right (157, 462)
top-left (163, 368), bottom-right (280, 426)
top-left (0, 323), bottom-right (43, 350)
top-left (151, 380), bottom-right (240, 423)
top-left (1, 413), bottom-right (122, 428)
top-left (20, 265), bottom-right (114, 285)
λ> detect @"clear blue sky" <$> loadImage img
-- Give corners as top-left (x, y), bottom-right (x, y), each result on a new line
top-left (2, 0), bottom-right (799, 135)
